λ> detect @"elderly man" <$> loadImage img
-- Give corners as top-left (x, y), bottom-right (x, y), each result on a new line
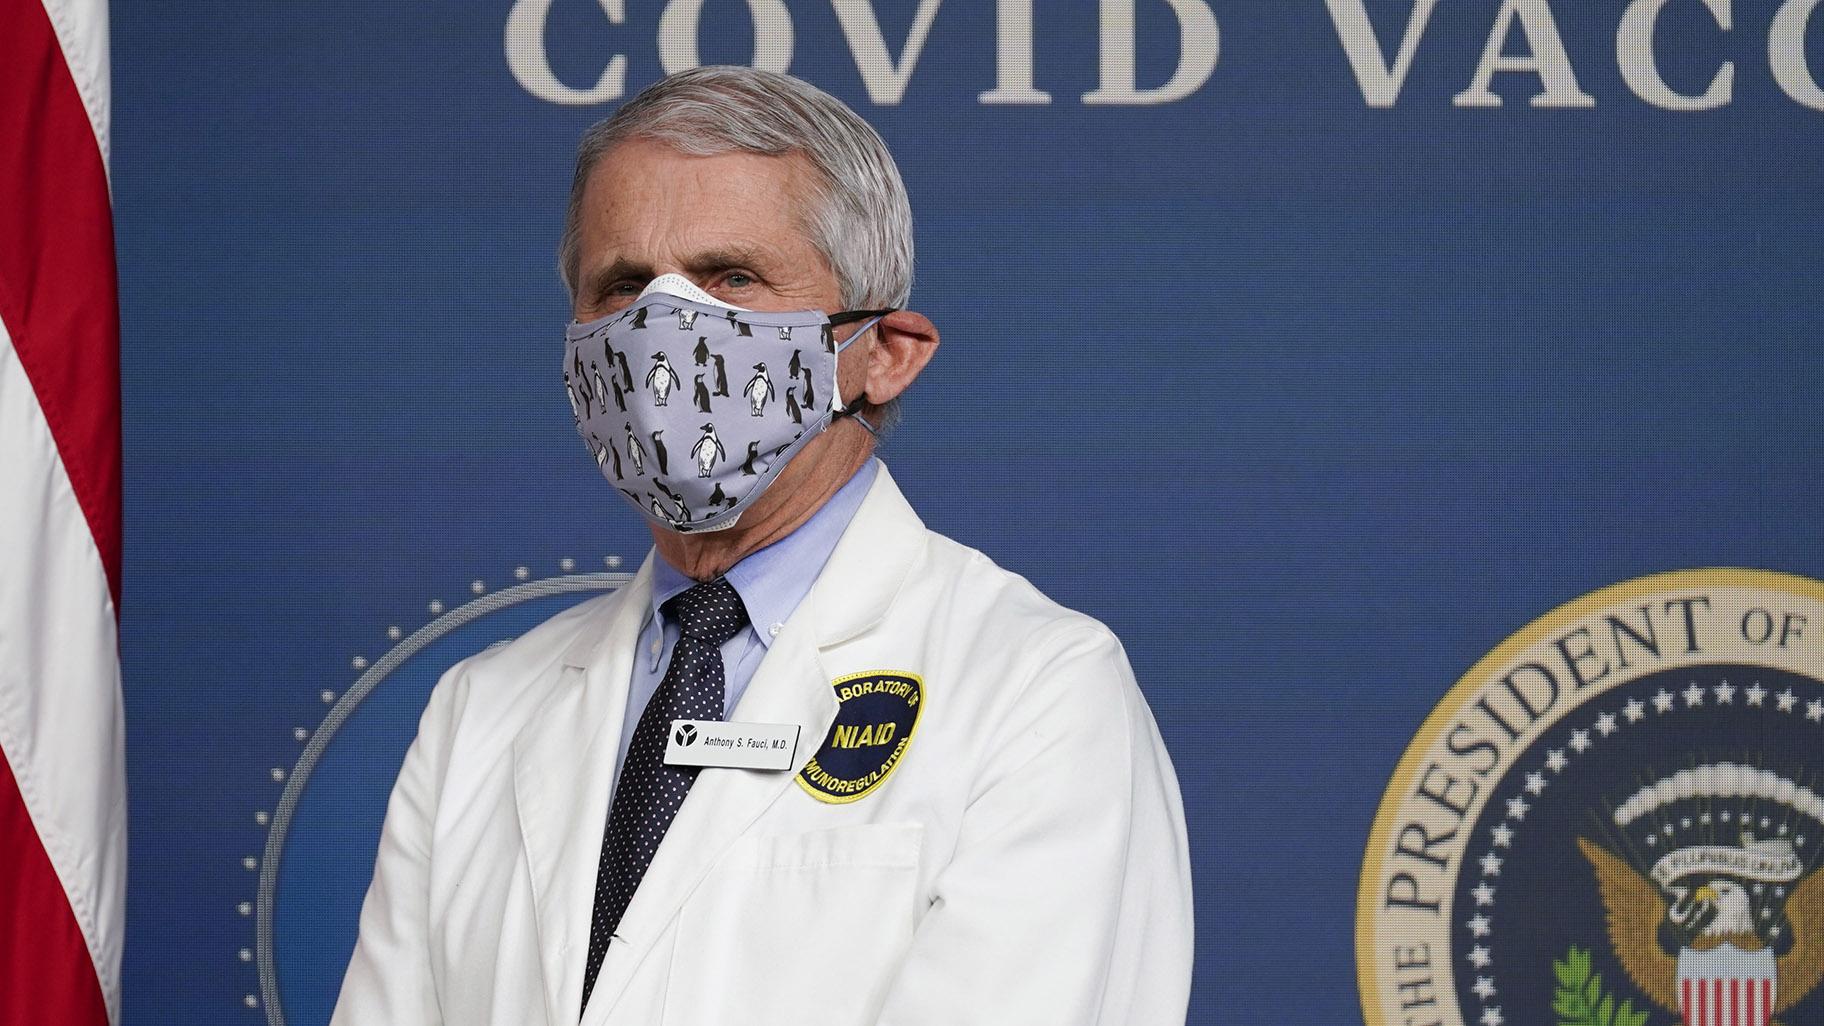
top-left (332, 67), bottom-right (1192, 1026)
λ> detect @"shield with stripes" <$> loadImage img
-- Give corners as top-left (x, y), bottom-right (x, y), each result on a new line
top-left (1677, 943), bottom-right (1777, 1026)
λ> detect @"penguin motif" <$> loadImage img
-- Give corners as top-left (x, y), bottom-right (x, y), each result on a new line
top-left (608, 439), bottom-right (623, 478)
top-left (629, 307), bottom-right (648, 330)
top-left (591, 364), bottom-right (610, 414)
top-left (693, 374), bottom-right (712, 413)
top-left (785, 388), bottom-right (803, 425)
top-left (653, 478), bottom-right (690, 523)
top-left (615, 350), bottom-right (633, 392)
top-left (565, 383), bottom-right (581, 425)
top-left (589, 434), bottom-right (608, 469)
top-left (645, 352), bottom-right (681, 406)
top-left (573, 358), bottom-right (594, 410)
top-left (822, 324), bottom-right (836, 354)
top-left (693, 337), bottom-right (710, 366)
top-left (777, 325), bottom-right (793, 342)
top-left (648, 495), bottom-right (679, 525)
top-left (677, 309), bottom-right (699, 331)
top-left (711, 354), bottom-right (729, 396)
top-left (691, 423), bottom-right (726, 478)
top-left (623, 423), bottom-right (646, 476)
top-left (707, 482), bottom-right (732, 509)
top-left (744, 363), bottom-right (775, 417)
top-left (649, 430), bottom-right (669, 476)
top-left (788, 349), bottom-right (803, 380)
top-left (725, 311), bottom-right (752, 337)
top-left (803, 375), bottom-right (816, 411)
top-left (610, 377), bottom-right (627, 412)
top-left (741, 441), bottom-right (760, 476)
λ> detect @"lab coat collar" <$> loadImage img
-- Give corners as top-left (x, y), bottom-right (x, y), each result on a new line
top-left (559, 548), bottom-right (658, 671)
top-left (806, 461), bottom-right (926, 647)
top-left (644, 458), bottom-right (882, 656)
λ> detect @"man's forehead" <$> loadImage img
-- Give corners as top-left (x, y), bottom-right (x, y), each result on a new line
top-left (580, 143), bottom-right (815, 245)
top-left (584, 139), bottom-right (816, 214)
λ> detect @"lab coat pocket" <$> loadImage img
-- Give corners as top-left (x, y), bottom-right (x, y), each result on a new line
top-left (662, 822), bottom-right (924, 1026)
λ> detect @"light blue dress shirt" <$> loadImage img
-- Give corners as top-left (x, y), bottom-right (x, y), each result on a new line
top-left (608, 459), bottom-right (879, 794)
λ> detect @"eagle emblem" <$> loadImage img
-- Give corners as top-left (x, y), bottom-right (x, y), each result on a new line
top-left (1358, 575), bottom-right (1824, 1026)
top-left (1580, 764), bottom-right (1824, 1026)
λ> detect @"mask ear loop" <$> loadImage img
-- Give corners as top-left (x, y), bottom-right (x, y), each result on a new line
top-left (828, 312), bottom-right (892, 436)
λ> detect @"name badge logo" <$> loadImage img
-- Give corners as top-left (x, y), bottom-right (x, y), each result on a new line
top-left (664, 719), bottom-right (799, 771)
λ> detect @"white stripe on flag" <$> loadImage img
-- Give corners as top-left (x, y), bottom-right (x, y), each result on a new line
top-left (39, 0), bottom-right (112, 168)
top-left (0, 321), bottom-right (125, 1019)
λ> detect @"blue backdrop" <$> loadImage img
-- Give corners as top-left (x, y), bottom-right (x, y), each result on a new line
top-left (113, 1), bottom-right (1824, 1022)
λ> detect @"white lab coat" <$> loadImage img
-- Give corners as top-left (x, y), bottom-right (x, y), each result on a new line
top-left (331, 466), bottom-right (1193, 1026)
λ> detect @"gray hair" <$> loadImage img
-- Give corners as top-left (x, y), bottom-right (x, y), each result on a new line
top-left (558, 66), bottom-right (914, 314)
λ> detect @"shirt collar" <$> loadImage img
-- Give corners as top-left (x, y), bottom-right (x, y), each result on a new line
top-left (649, 459), bottom-right (881, 645)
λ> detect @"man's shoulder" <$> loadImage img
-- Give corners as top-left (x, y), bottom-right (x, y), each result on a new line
top-left (910, 526), bottom-right (1124, 659)
top-left (835, 464), bottom-right (1117, 654)
top-left (891, 527), bottom-right (1155, 776)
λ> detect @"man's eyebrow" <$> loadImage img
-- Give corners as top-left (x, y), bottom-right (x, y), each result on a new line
top-left (582, 247), bottom-right (777, 299)
top-left (679, 247), bottom-right (775, 276)
top-left (582, 257), bottom-right (651, 297)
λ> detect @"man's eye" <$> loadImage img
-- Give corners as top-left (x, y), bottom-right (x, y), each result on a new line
top-left (724, 272), bottom-right (755, 289)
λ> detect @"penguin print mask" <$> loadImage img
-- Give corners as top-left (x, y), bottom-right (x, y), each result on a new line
top-left (564, 273), bottom-right (891, 533)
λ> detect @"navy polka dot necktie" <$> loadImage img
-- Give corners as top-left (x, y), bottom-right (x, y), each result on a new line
top-left (580, 576), bottom-right (749, 1016)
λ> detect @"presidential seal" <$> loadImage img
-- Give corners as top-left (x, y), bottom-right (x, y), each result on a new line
top-left (1359, 570), bottom-right (1824, 1026)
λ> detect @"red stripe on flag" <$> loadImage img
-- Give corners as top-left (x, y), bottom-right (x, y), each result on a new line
top-left (1684, 977), bottom-right (1692, 1026)
top-left (0, 750), bottom-right (110, 1024)
top-left (0, 0), bottom-right (123, 605)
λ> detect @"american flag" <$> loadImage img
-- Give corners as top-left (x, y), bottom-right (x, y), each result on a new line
top-left (0, 0), bottom-right (126, 1021)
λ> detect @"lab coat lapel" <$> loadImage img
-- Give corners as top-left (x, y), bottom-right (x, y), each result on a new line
top-left (582, 610), bottom-right (838, 1024)
top-left (583, 465), bottom-right (929, 1024)
top-left (513, 557), bottom-right (653, 1025)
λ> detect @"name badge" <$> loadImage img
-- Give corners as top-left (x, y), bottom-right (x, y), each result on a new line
top-left (664, 719), bottom-right (800, 771)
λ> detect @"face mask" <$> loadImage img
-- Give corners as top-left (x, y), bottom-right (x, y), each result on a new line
top-left (564, 274), bottom-right (892, 533)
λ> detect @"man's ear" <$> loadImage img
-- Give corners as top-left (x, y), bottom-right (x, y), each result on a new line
top-left (863, 310), bottom-right (939, 405)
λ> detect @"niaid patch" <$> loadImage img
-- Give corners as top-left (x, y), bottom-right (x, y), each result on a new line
top-left (797, 670), bottom-right (923, 805)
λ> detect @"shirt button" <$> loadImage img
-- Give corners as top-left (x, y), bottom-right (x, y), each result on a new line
top-left (768, 623), bottom-right (783, 638)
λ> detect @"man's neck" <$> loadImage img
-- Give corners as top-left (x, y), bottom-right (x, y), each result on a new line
top-left (649, 440), bottom-right (872, 581)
